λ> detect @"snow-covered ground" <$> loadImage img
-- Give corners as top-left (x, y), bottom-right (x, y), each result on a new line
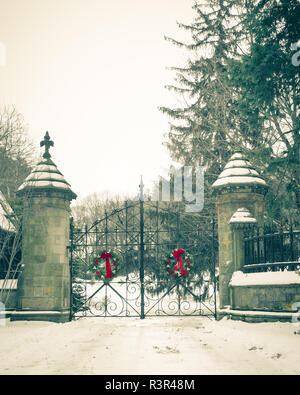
top-left (0, 315), bottom-right (299, 375)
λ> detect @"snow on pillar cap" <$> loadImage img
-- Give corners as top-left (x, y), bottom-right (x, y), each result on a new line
top-left (17, 132), bottom-right (77, 201)
top-left (212, 152), bottom-right (268, 193)
top-left (229, 207), bottom-right (257, 225)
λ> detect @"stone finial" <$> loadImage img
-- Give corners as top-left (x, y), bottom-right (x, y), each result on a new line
top-left (229, 207), bottom-right (257, 226)
top-left (40, 131), bottom-right (54, 159)
top-left (212, 152), bottom-right (268, 193)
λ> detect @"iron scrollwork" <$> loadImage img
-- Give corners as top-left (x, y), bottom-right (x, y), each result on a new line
top-left (70, 200), bottom-right (217, 319)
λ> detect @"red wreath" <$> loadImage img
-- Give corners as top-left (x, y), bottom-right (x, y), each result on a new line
top-left (165, 248), bottom-right (193, 278)
top-left (90, 250), bottom-right (119, 281)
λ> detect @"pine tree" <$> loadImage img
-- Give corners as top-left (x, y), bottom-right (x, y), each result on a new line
top-left (160, 0), bottom-right (300, 219)
top-left (160, 0), bottom-right (248, 178)
top-left (227, 0), bottom-right (300, 216)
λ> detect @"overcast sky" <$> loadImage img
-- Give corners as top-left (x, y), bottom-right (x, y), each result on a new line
top-left (0, 0), bottom-right (196, 202)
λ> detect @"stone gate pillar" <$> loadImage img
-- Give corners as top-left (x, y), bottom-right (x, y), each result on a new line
top-left (229, 208), bottom-right (257, 271)
top-left (212, 152), bottom-right (268, 309)
top-left (12, 132), bottom-right (77, 322)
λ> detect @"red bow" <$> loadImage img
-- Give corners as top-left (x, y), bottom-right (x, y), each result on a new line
top-left (173, 249), bottom-right (184, 259)
top-left (101, 251), bottom-right (113, 278)
top-left (173, 248), bottom-right (187, 276)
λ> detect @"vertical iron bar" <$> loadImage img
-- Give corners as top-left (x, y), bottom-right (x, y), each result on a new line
top-left (259, 226), bottom-right (263, 264)
top-left (139, 179), bottom-right (145, 319)
top-left (156, 201), bottom-right (159, 297)
top-left (177, 283), bottom-right (181, 315)
top-left (256, 227), bottom-right (260, 264)
top-left (263, 225), bottom-right (267, 264)
top-left (69, 217), bottom-right (74, 321)
top-left (95, 226), bottom-right (99, 253)
top-left (125, 200), bottom-right (129, 315)
top-left (244, 233), bottom-right (247, 266)
top-left (125, 201), bottom-right (128, 263)
top-left (176, 204), bottom-right (180, 247)
top-left (84, 224), bottom-right (88, 318)
top-left (105, 280), bottom-right (108, 316)
top-left (251, 227), bottom-right (255, 264)
top-left (212, 217), bottom-right (217, 319)
top-left (290, 222), bottom-right (294, 261)
top-left (104, 210), bottom-right (108, 315)
top-left (246, 231), bottom-right (250, 266)
top-left (280, 222), bottom-right (284, 262)
top-left (271, 232), bottom-right (275, 263)
top-left (105, 210), bottom-right (108, 251)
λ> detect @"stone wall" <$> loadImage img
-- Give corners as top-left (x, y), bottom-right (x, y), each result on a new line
top-left (231, 284), bottom-right (300, 312)
top-left (229, 271), bottom-right (300, 312)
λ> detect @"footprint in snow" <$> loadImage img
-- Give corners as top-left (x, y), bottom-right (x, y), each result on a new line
top-left (153, 345), bottom-right (180, 354)
top-left (248, 346), bottom-right (263, 351)
top-left (271, 353), bottom-right (282, 359)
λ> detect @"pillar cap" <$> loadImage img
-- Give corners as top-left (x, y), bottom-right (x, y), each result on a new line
top-left (17, 132), bottom-right (77, 201)
top-left (17, 157), bottom-right (77, 200)
top-left (212, 152), bottom-right (268, 193)
top-left (229, 207), bottom-right (257, 225)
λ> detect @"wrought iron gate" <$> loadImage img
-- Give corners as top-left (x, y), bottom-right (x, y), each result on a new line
top-left (70, 198), bottom-right (217, 319)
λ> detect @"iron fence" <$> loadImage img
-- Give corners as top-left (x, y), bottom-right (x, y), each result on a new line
top-left (243, 224), bottom-right (300, 273)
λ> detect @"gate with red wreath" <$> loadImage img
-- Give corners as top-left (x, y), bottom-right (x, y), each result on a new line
top-left (70, 197), bottom-right (217, 320)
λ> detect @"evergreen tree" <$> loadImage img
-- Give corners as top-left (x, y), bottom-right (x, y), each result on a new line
top-left (160, 0), bottom-right (247, 177)
top-left (160, 0), bottom-right (300, 221)
top-left (227, 0), bottom-right (300, 217)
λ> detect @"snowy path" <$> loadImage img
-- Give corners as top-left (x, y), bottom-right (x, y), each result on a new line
top-left (0, 316), bottom-right (299, 375)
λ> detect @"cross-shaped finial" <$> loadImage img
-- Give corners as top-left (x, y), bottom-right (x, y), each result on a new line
top-left (40, 131), bottom-right (54, 159)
